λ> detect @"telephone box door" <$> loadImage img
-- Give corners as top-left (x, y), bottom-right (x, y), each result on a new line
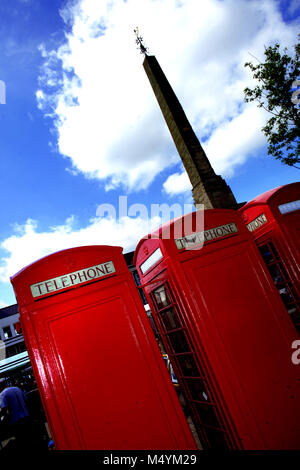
top-left (11, 245), bottom-right (196, 450)
top-left (240, 183), bottom-right (300, 334)
top-left (134, 210), bottom-right (300, 450)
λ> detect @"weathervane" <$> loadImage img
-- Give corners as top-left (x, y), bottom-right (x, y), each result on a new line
top-left (134, 27), bottom-right (149, 55)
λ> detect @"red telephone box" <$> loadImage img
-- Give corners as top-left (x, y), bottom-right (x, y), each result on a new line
top-left (134, 210), bottom-right (300, 450)
top-left (240, 182), bottom-right (300, 334)
top-left (10, 245), bottom-right (196, 450)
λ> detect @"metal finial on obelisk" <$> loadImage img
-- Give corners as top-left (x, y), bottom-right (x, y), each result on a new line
top-left (134, 27), bottom-right (149, 55)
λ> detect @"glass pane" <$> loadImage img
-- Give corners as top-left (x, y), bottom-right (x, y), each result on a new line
top-left (269, 242), bottom-right (279, 260)
top-left (160, 308), bottom-right (181, 331)
top-left (153, 286), bottom-right (171, 309)
top-left (278, 200), bottom-right (300, 214)
top-left (288, 306), bottom-right (298, 316)
top-left (278, 286), bottom-right (294, 305)
top-left (259, 245), bottom-right (274, 264)
top-left (277, 262), bottom-right (288, 280)
top-left (194, 402), bottom-right (221, 428)
top-left (177, 354), bottom-right (202, 377)
top-left (168, 330), bottom-right (190, 353)
top-left (140, 248), bottom-right (163, 274)
top-left (203, 426), bottom-right (229, 449)
top-left (268, 264), bottom-right (285, 283)
top-left (185, 379), bottom-right (212, 402)
top-left (290, 310), bottom-right (300, 335)
top-left (289, 285), bottom-right (299, 301)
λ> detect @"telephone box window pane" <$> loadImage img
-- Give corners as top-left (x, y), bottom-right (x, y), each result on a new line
top-left (140, 248), bottom-right (162, 274)
top-left (167, 330), bottom-right (190, 353)
top-left (279, 286), bottom-right (294, 305)
top-left (153, 286), bottom-right (172, 309)
top-left (186, 379), bottom-right (212, 402)
top-left (194, 402), bottom-right (221, 429)
top-left (177, 354), bottom-right (202, 377)
top-left (160, 308), bottom-right (181, 331)
top-left (259, 245), bottom-right (275, 263)
top-left (278, 200), bottom-right (300, 214)
top-left (259, 242), bottom-right (280, 263)
top-left (267, 262), bottom-right (289, 282)
top-left (258, 241), bottom-right (300, 333)
top-left (140, 248), bottom-right (163, 274)
top-left (288, 285), bottom-right (299, 301)
top-left (290, 310), bottom-right (300, 325)
top-left (291, 315), bottom-right (300, 332)
top-left (203, 426), bottom-right (228, 449)
top-left (269, 242), bottom-right (279, 259)
top-left (268, 265), bottom-right (285, 284)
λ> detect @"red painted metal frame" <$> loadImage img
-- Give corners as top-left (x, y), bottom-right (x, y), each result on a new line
top-left (240, 182), bottom-right (300, 333)
top-left (240, 183), bottom-right (300, 282)
top-left (11, 245), bottom-right (197, 450)
top-left (134, 209), bottom-right (300, 450)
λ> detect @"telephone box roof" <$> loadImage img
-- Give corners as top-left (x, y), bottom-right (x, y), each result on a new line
top-left (241, 183), bottom-right (300, 209)
top-left (133, 208), bottom-right (240, 265)
top-left (10, 245), bottom-right (123, 282)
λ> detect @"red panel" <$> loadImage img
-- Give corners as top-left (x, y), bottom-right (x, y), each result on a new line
top-left (11, 246), bottom-right (196, 450)
top-left (180, 245), bottom-right (299, 449)
top-left (240, 183), bottom-right (300, 334)
top-left (135, 210), bottom-right (300, 449)
top-left (240, 183), bottom-right (300, 264)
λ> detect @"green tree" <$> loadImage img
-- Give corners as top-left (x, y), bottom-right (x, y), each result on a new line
top-left (244, 38), bottom-right (300, 168)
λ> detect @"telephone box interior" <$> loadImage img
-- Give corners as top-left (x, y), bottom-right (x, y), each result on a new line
top-left (134, 209), bottom-right (300, 450)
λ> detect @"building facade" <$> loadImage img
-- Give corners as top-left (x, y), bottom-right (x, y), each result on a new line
top-left (0, 304), bottom-right (29, 377)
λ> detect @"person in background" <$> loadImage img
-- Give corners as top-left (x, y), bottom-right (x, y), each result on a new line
top-left (0, 378), bottom-right (32, 449)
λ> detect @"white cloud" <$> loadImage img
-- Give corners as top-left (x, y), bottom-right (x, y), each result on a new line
top-left (203, 105), bottom-right (268, 178)
top-left (36, 0), bottom-right (298, 192)
top-left (0, 215), bottom-right (161, 283)
top-left (163, 171), bottom-right (192, 196)
top-left (164, 104), bottom-right (268, 195)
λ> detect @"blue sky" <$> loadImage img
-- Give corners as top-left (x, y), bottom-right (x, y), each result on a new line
top-left (0, 0), bottom-right (299, 307)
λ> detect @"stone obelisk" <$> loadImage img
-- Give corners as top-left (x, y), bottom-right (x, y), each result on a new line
top-left (135, 30), bottom-right (238, 209)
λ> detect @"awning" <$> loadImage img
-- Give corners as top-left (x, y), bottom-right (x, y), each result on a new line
top-left (0, 351), bottom-right (30, 374)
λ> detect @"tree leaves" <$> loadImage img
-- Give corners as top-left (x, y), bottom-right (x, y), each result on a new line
top-left (244, 37), bottom-right (300, 168)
